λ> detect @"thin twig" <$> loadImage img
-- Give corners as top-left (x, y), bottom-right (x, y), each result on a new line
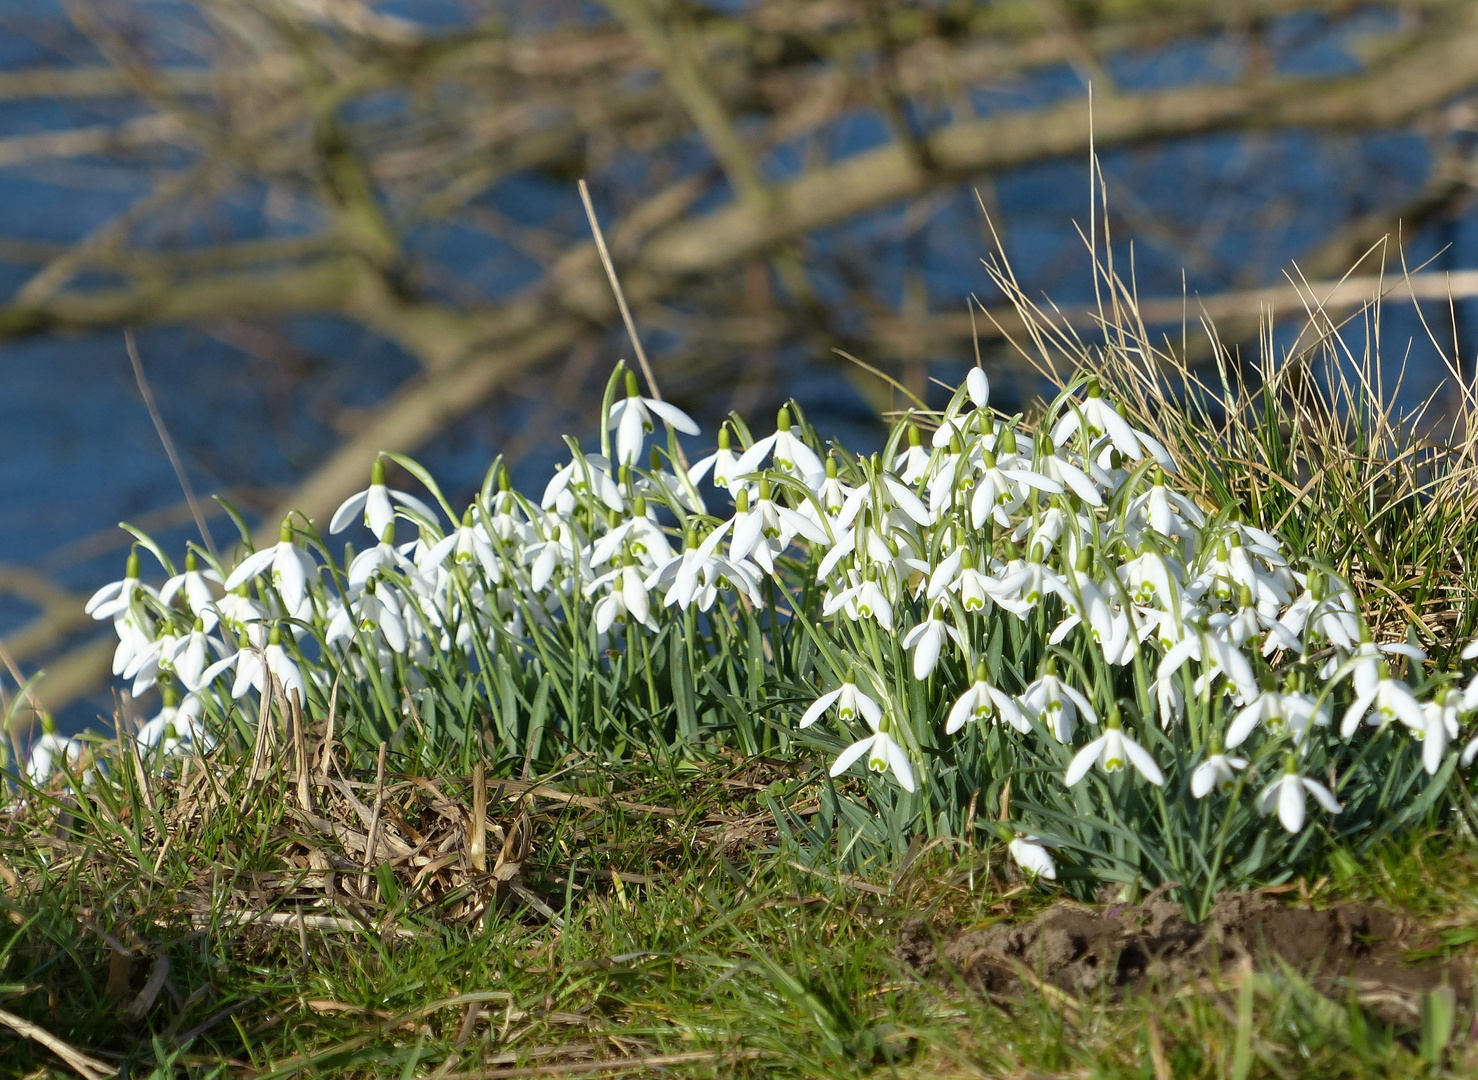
top-left (0, 1007), bottom-right (115, 1080)
top-left (577, 179), bottom-right (661, 402)
top-left (576, 178), bottom-right (689, 471)
top-left (124, 330), bottom-right (219, 561)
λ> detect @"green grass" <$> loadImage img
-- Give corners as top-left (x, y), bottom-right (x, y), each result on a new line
top-left (0, 739), bottom-right (1473, 1079)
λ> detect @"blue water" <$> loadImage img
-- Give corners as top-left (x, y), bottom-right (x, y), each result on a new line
top-left (0, 3), bottom-right (1474, 727)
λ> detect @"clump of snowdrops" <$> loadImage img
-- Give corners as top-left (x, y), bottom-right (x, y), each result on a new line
top-left (62, 360), bottom-right (1478, 912)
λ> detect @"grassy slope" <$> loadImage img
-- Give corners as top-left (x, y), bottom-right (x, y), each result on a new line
top-left (1, 747), bottom-right (1475, 1080)
top-left (6, 258), bottom-right (1478, 1077)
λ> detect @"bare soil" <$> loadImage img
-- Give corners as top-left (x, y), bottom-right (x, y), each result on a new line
top-left (897, 892), bottom-right (1471, 1026)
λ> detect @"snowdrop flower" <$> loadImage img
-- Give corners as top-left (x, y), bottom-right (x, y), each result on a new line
top-left (829, 713), bottom-right (915, 793)
top-left (986, 550), bottom-right (1068, 619)
top-left (729, 480), bottom-right (829, 574)
top-left (608, 370), bottom-right (701, 466)
top-left (822, 567), bottom-right (895, 632)
top-left (1020, 659), bottom-right (1096, 742)
top-left (224, 521), bottom-right (318, 618)
top-left (799, 675), bottom-right (882, 730)
top-left (424, 508), bottom-right (498, 574)
top-left (1280, 571), bottom-right (1359, 652)
top-left (159, 550), bottom-right (223, 630)
top-left (590, 498), bottom-right (675, 571)
top-left (25, 715), bottom-right (83, 786)
top-left (893, 424), bottom-right (932, 485)
top-left (732, 406), bottom-right (824, 487)
top-left (969, 448), bottom-right (1061, 529)
top-left (137, 688), bottom-right (213, 758)
top-left (900, 605), bottom-right (962, 680)
top-left (646, 526), bottom-right (761, 611)
top-left (1340, 661), bottom-right (1424, 738)
top-left (1064, 710), bottom-right (1164, 786)
top-left (1051, 380), bottom-right (1149, 461)
top-left (526, 520), bottom-right (585, 593)
top-left (946, 664), bottom-right (1029, 734)
top-left (1258, 754), bottom-right (1341, 833)
top-left (1226, 686), bottom-right (1327, 749)
top-left (330, 457), bottom-right (438, 536)
top-left (85, 549), bottom-right (157, 621)
top-left (1190, 737), bottom-right (1248, 798)
top-left (929, 545), bottom-right (994, 613)
top-left (543, 452), bottom-right (624, 514)
top-left (966, 366), bottom-right (990, 408)
top-left (171, 618), bottom-right (219, 694)
top-left (327, 581), bottom-right (408, 654)
top-left (1129, 469), bottom-right (1202, 546)
top-left (346, 522), bottom-right (420, 590)
top-left (264, 625), bottom-right (307, 700)
top-left (587, 561), bottom-right (659, 634)
top-left (1033, 435), bottom-right (1101, 507)
top-left (1008, 834), bottom-right (1057, 880)
top-left (1414, 688), bottom-right (1463, 775)
top-left (202, 624), bottom-right (304, 701)
top-left (688, 423), bottom-right (743, 495)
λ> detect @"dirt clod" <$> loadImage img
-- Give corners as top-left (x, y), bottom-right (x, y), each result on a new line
top-left (898, 893), bottom-right (1470, 1025)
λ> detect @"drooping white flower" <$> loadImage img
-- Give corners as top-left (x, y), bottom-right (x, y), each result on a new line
top-left (1257, 755), bottom-right (1341, 833)
top-left (159, 550), bottom-right (224, 630)
top-left (892, 424), bottom-right (932, 485)
top-left (799, 676), bottom-right (883, 730)
top-left (1008, 834), bottom-right (1057, 880)
top-left (424, 508), bottom-right (498, 575)
top-left (223, 521), bottom-right (319, 618)
top-left (1064, 713), bottom-right (1164, 786)
top-left (946, 664), bottom-right (1029, 734)
top-left (1226, 687), bottom-right (1327, 748)
top-left (646, 524), bottom-right (761, 611)
top-left (828, 714), bottom-right (915, 793)
top-left (822, 569), bottom-right (895, 632)
top-left (1414, 689), bottom-right (1464, 775)
top-left (900, 606), bottom-right (962, 680)
top-left (1050, 380), bottom-right (1150, 461)
top-left (1020, 659), bottom-right (1096, 742)
top-left (729, 480), bottom-right (830, 574)
top-left (687, 423), bottom-right (743, 495)
top-left (586, 562), bottom-right (659, 634)
top-left (329, 457), bottom-right (439, 536)
top-left (137, 689), bottom-right (213, 759)
top-left (731, 405), bottom-right (825, 487)
top-left (1190, 743), bottom-right (1248, 798)
top-left (25, 716), bottom-right (83, 786)
top-left (1340, 661), bottom-right (1424, 738)
top-left (608, 370), bottom-right (701, 466)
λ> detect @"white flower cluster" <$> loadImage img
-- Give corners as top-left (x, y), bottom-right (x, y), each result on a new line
top-left (63, 364), bottom-right (1478, 885)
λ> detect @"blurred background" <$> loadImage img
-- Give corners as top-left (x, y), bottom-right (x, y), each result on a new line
top-left (4, 0), bottom-right (1478, 729)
